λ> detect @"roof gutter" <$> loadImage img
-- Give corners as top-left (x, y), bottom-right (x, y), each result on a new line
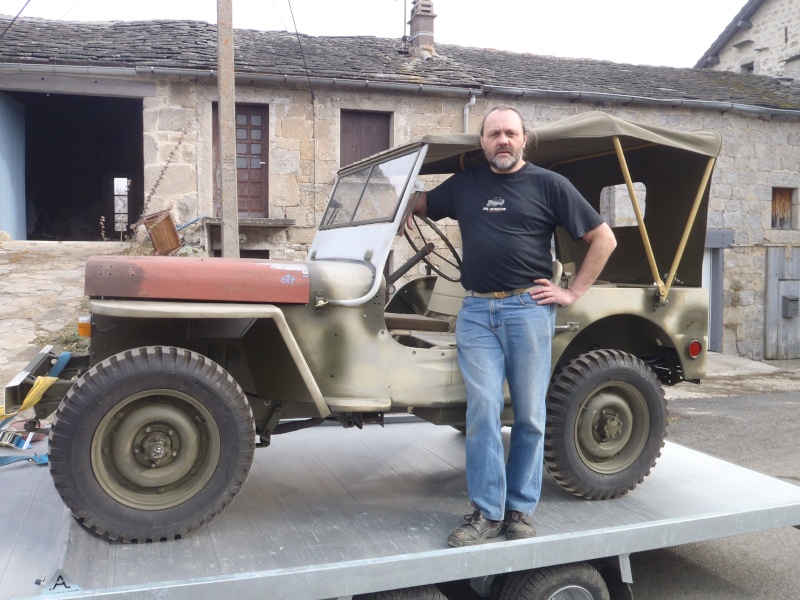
top-left (2, 62), bottom-right (798, 118)
top-left (137, 66), bottom-right (483, 98)
top-left (483, 84), bottom-right (800, 119)
top-left (0, 63), bottom-right (138, 77)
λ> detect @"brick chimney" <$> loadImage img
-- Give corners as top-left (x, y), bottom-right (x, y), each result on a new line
top-left (408, 0), bottom-right (436, 57)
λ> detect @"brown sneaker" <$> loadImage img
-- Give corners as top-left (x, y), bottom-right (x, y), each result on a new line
top-left (505, 510), bottom-right (536, 540)
top-left (447, 507), bottom-right (505, 547)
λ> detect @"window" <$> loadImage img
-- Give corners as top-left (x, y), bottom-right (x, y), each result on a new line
top-left (600, 183), bottom-right (646, 227)
top-left (340, 110), bottom-right (391, 167)
top-left (772, 187), bottom-right (796, 230)
top-left (113, 178), bottom-right (130, 233)
top-left (741, 62), bottom-right (755, 74)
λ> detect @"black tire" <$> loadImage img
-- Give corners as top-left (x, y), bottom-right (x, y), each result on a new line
top-left (545, 349), bottom-right (667, 500)
top-left (497, 563), bottom-right (610, 600)
top-left (354, 585), bottom-right (447, 600)
top-left (49, 346), bottom-right (255, 542)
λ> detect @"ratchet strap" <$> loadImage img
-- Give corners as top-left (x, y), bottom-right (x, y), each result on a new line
top-left (0, 452), bottom-right (49, 468)
top-left (0, 375), bottom-right (58, 427)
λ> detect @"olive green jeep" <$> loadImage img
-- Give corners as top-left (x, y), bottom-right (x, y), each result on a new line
top-left (4, 111), bottom-right (721, 542)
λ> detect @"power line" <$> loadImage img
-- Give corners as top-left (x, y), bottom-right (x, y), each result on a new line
top-left (0, 0), bottom-right (33, 41)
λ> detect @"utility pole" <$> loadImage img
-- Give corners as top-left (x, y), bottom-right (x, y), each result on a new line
top-left (217, 0), bottom-right (240, 257)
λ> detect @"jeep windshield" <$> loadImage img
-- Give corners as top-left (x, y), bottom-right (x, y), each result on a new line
top-left (319, 147), bottom-right (423, 229)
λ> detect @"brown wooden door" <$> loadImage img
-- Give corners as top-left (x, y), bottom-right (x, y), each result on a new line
top-left (236, 106), bottom-right (269, 217)
top-left (340, 110), bottom-right (391, 167)
top-left (213, 104), bottom-right (269, 218)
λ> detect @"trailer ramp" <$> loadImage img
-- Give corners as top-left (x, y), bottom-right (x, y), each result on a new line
top-left (3, 422), bottom-right (800, 599)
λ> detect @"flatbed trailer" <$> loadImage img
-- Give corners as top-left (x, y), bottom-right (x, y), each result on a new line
top-left (3, 421), bottom-right (800, 600)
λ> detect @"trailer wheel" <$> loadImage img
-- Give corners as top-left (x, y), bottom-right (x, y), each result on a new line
top-left (49, 346), bottom-right (255, 542)
top-left (497, 563), bottom-right (610, 600)
top-left (354, 585), bottom-right (447, 599)
top-left (545, 350), bottom-right (667, 500)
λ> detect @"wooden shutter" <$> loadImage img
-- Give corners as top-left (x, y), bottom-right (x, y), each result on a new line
top-left (340, 110), bottom-right (391, 167)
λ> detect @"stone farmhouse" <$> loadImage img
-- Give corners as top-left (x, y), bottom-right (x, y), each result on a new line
top-left (696, 0), bottom-right (800, 78)
top-left (0, 1), bottom-right (799, 360)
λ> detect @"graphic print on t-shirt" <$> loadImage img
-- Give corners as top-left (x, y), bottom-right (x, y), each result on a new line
top-left (483, 197), bottom-right (506, 212)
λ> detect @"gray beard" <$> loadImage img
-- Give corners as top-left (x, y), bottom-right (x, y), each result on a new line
top-left (489, 149), bottom-right (522, 172)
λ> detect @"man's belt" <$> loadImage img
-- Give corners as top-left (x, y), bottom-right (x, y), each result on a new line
top-left (466, 286), bottom-right (537, 299)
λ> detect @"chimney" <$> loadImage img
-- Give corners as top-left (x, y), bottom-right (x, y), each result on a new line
top-left (408, 0), bottom-right (436, 57)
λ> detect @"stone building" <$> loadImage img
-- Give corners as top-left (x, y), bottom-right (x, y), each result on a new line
top-left (1, 2), bottom-right (800, 360)
top-left (696, 0), bottom-right (800, 78)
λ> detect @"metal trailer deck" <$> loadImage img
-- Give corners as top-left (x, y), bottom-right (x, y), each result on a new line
top-left (4, 421), bottom-right (800, 599)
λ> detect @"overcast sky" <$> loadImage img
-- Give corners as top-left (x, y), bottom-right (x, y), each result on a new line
top-left (4, 0), bottom-right (747, 68)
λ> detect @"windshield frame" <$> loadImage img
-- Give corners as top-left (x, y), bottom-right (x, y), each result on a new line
top-left (319, 146), bottom-right (424, 230)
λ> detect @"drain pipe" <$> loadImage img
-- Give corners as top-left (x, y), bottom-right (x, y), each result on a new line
top-left (463, 93), bottom-right (476, 133)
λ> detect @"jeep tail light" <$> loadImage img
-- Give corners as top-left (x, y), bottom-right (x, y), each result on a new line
top-left (687, 338), bottom-right (702, 359)
top-left (78, 315), bottom-right (92, 338)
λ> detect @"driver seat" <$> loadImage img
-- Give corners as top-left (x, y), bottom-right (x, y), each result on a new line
top-left (384, 263), bottom-right (463, 333)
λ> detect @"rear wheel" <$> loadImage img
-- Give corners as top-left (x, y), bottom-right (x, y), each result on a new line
top-left (545, 350), bottom-right (667, 499)
top-left (49, 346), bottom-right (255, 542)
top-left (497, 563), bottom-right (610, 600)
top-left (354, 585), bottom-right (448, 599)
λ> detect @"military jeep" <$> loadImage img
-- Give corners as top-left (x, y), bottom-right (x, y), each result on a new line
top-left (4, 111), bottom-right (721, 542)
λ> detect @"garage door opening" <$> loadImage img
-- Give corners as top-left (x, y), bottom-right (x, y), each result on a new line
top-left (7, 91), bottom-right (144, 242)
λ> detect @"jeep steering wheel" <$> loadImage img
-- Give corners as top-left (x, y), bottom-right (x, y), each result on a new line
top-left (403, 215), bottom-right (462, 282)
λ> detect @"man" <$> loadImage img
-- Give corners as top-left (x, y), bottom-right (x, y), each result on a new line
top-left (409, 105), bottom-right (617, 547)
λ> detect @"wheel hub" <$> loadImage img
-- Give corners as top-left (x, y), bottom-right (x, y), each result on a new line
top-left (595, 409), bottom-right (623, 442)
top-left (138, 429), bottom-right (177, 467)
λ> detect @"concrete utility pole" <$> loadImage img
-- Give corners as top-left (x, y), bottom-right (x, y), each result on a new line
top-left (217, 0), bottom-right (240, 257)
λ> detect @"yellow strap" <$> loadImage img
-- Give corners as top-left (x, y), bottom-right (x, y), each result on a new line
top-left (0, 376), bottom-right (58, 420)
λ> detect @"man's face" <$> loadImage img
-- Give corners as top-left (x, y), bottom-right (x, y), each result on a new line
top-left (480, 110), bottom-right (527, 173)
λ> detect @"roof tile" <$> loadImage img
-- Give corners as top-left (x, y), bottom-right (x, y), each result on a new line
top-left (1, 15), bottom-right (799, 111)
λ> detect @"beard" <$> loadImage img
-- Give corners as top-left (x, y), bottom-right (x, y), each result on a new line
top-left (487, 147), bottom-right (523, 172)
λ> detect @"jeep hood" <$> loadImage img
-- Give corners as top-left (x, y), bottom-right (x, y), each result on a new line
top-left (85, 255), bottom-right (311, 304)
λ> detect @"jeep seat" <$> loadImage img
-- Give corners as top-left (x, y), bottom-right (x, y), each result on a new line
top-left (384, 264), bottom-right (464, 332)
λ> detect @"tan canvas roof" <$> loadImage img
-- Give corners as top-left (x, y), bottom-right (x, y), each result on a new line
top-left (417, 111), bottom-right (721, 172)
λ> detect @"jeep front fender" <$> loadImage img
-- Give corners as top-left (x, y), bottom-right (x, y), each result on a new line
top-left (89, 300), bottom-right (330, 417)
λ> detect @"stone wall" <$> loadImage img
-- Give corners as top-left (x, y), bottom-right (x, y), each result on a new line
top-left (710, 0), bottom-right (800, 76)
top-left (139, 75), bottom-right (800, 359)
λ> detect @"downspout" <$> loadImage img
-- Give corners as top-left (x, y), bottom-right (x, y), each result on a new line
top-left (463, 93), bottom-right (476, 133)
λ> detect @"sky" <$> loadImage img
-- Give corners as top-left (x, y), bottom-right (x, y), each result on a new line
top-left (2, 0), bottom-right (748, 68)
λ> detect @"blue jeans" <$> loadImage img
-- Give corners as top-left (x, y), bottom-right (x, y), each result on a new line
top-left (456, 294), bottom-right (555, 522)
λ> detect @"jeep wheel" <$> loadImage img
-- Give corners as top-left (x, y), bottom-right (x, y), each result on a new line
top-left (545, 350), bottom-right (667, 500)
top-left (49, 346), bottom-right (255, 542)
top-left (497, 563), bottom-right (610, 600)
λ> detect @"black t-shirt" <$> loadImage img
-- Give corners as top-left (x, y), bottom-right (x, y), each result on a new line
top-left (426, 162), bottom-right (603, 293)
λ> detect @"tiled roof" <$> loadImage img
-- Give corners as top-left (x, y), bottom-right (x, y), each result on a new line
top-left (2, 15), bottom-right (800, 111)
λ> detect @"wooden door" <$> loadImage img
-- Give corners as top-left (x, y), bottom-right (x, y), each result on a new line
top-left (235, 105), bottom-right (269, 217)
top-left (213, 104), bottom-right (268, 218)
top-left (766, 246), bottom-right (800, 359)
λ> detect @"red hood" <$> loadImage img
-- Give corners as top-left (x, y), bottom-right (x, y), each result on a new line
top-left (85, 255), bottom-right (310, 304)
